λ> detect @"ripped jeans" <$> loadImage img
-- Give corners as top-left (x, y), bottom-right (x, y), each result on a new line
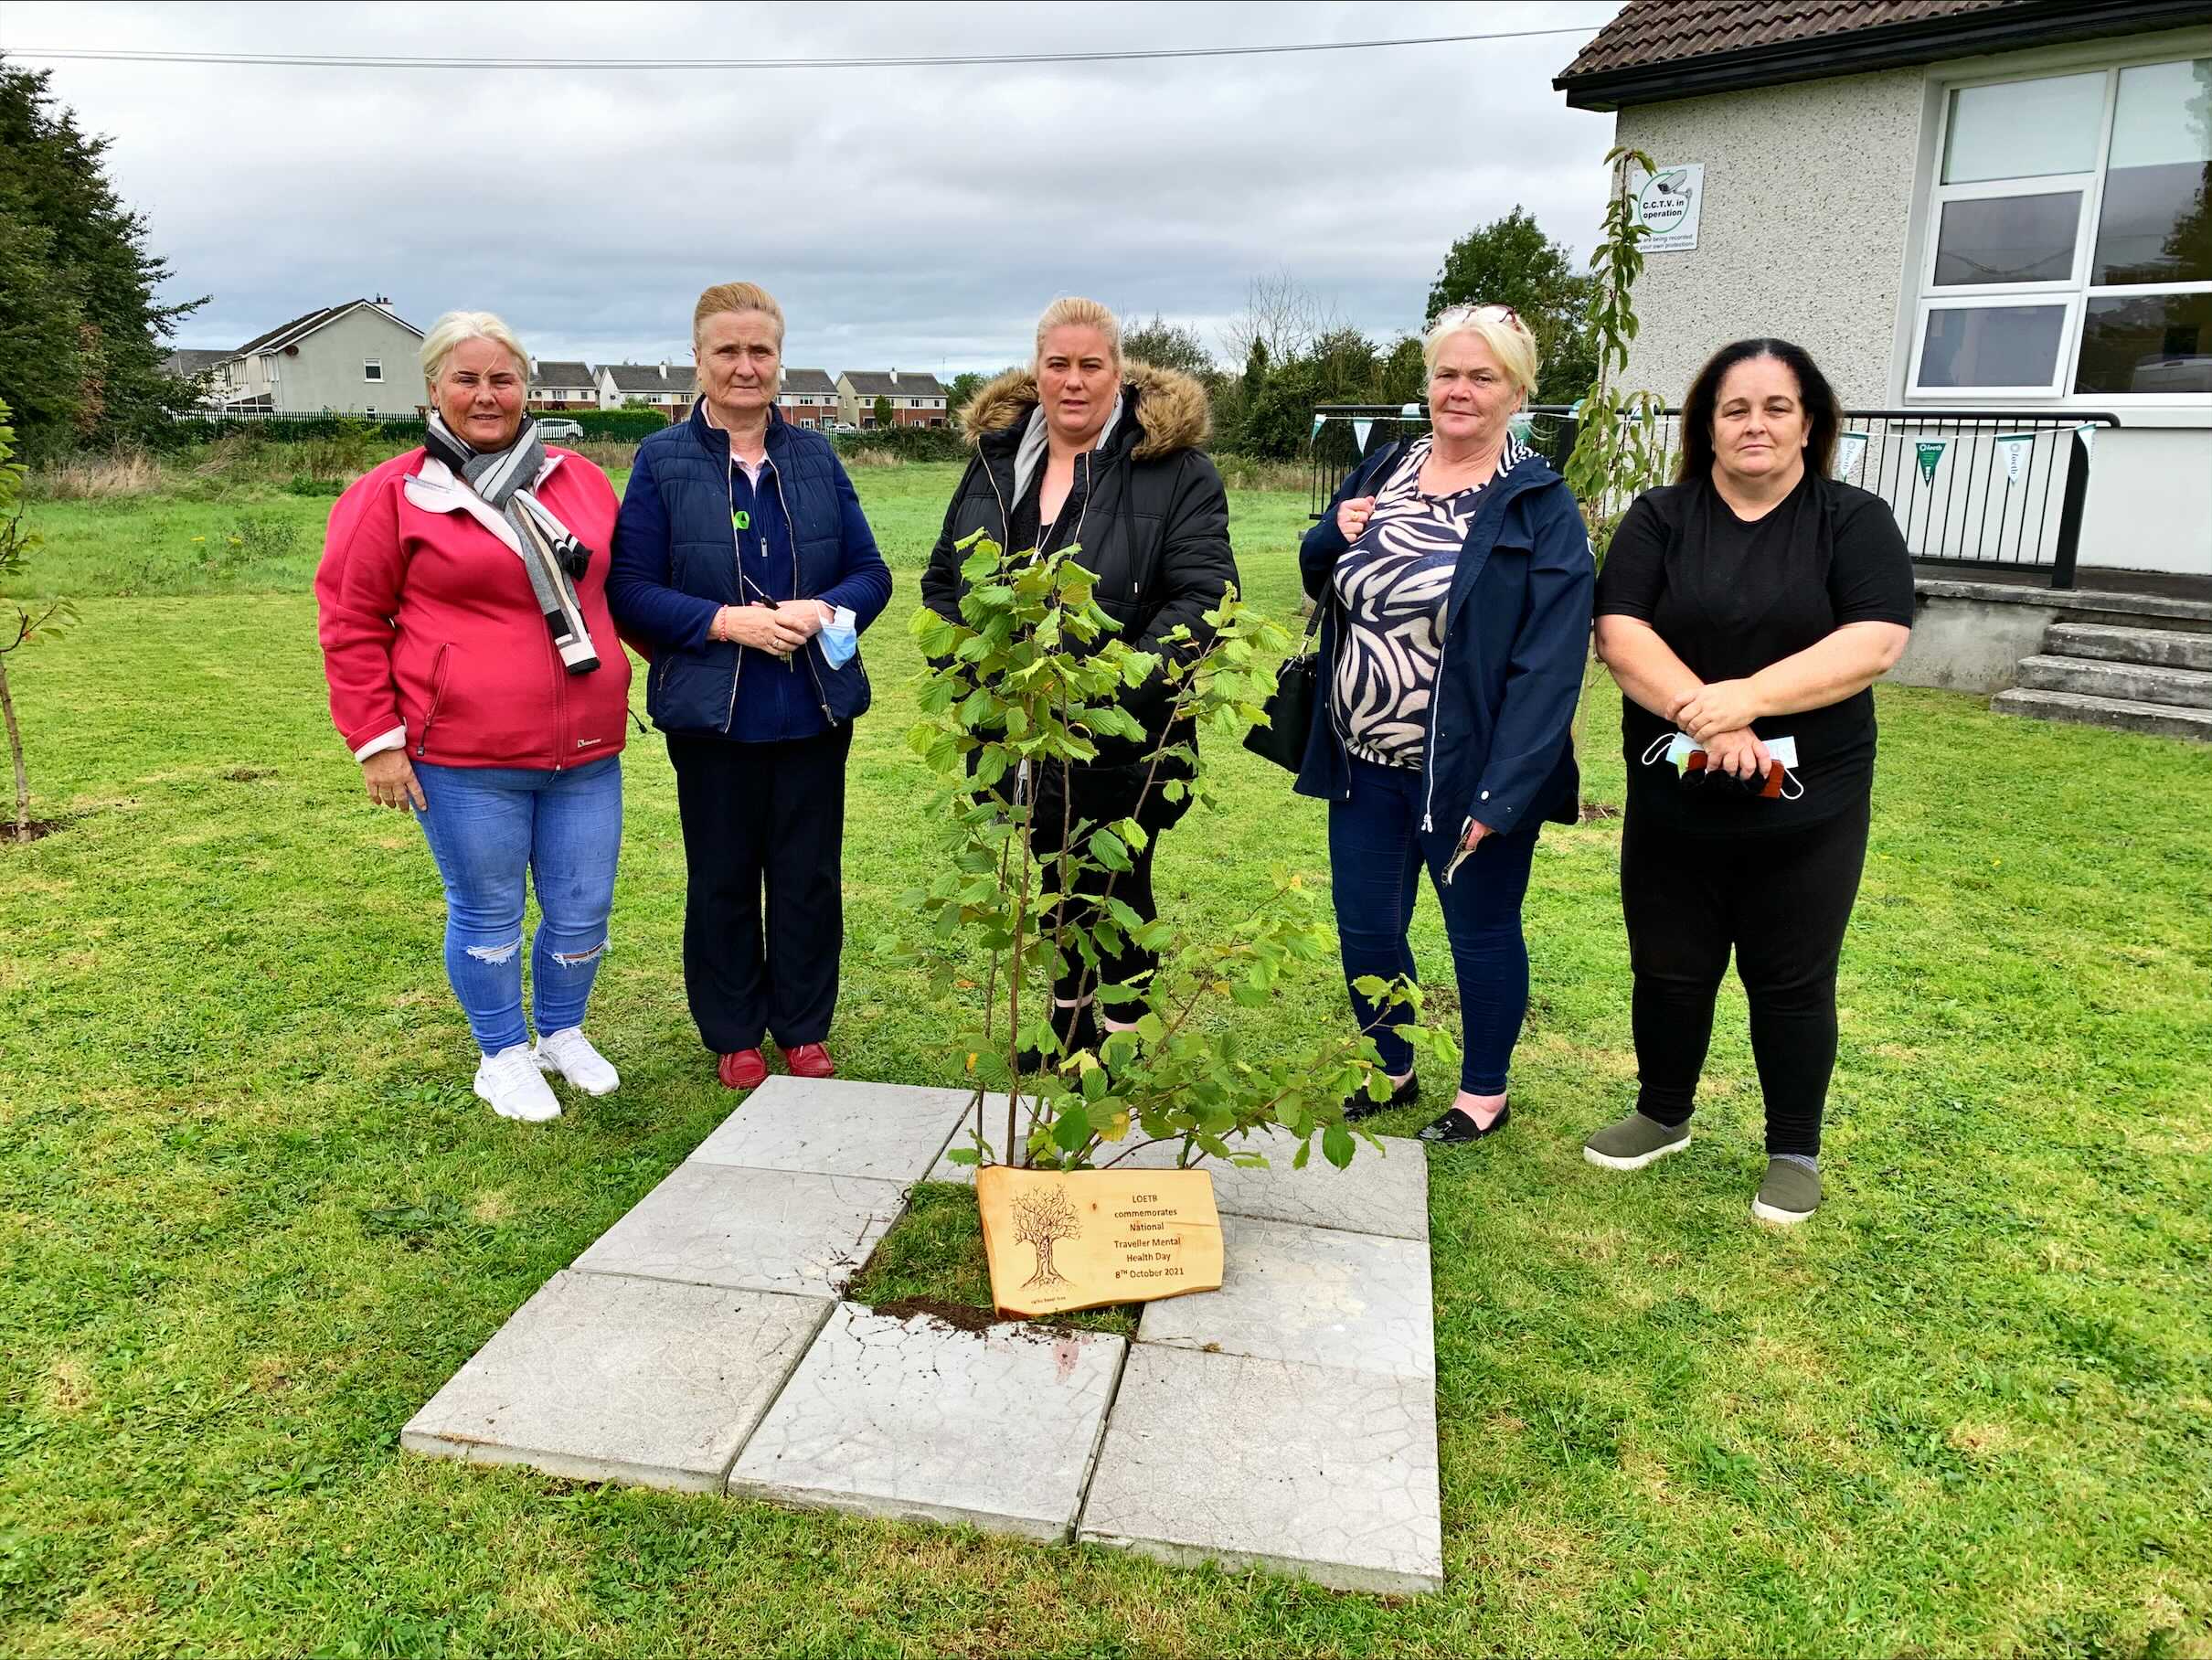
top-left (411, 757), bottom-right (622, 1055)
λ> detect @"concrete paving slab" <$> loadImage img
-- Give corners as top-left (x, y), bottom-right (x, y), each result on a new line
top-left (401, 1272), bottom-right (828, 1492)
top-left (1079, 1345), bottom-right (1441, 1595)
top-left (571, 1163), bottom-right (907, 1300)
top-left (1135, 1213), bottom-right (1433, 1380)
top-left (931, 1123), bottom-right (1429, 1242)
top-left (728, 1302), bottom-right (1125, 1541)
top-left (689, 1076), bottom-right (975, 1183)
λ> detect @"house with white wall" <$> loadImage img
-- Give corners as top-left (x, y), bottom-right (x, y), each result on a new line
top-left (1555, 0), bottom-right (2212, 739)
top-left (199, 298), bottom-right (427, 414)
top-left (528, 359), bottom-right (598, 412)
top-left (597, 362), bottom-right (690, 418)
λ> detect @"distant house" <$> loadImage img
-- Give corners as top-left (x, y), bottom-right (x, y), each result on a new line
top-left (194, 297), bottom-right (426, 415)
top-left (778, 368), bottom-right (840, 428)
top-left (161, 348), bottom-right (232, 406)
top-left (836, 369), bottom-right (948, 429)
top-left (596, 361), bottom-right (691, 419)
top-left (528, 359), bottom-right (597, 412)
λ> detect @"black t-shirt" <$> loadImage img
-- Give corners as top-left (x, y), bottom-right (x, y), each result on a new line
top-left (1595, 472), bottom-right (1914, 834)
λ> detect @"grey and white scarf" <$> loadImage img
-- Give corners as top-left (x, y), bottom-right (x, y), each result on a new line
top-left (422, 410), bottom-right (600, 675)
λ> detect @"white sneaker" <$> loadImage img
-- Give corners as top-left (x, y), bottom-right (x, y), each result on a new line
top-left (534, 1027), bottom-right (620, 1096)
top-left (475, 1043), bottom-right (562, 1122)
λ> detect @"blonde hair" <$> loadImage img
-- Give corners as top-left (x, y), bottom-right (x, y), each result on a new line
top-left (1423, 305), bottom-right (1541, 400)
top-left (693, 282), bottom-right (786, 346)
top-left (1034, 296), bottom-right (1121, 367)
top-left (420, 310), bottom-right (527, 387)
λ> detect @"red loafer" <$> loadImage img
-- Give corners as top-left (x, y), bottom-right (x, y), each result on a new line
top-left (718, 1048), bottom-right (768, 1091)
top-left (782, 1042), bottom-right (837, 1080)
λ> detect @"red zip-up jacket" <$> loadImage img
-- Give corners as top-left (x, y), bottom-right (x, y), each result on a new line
top-left (315, 447), bottom-right (633, 770)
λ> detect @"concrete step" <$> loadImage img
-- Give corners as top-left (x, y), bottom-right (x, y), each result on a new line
top-left (1992, 686), bottom-right (2212, 741)
top-left (2014, 654), bottom-right (2212, 709)
top-left (2044, 622), bottom-right (2212, 672)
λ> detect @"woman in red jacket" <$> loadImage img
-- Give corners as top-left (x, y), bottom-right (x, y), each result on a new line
top-left (315, 311), bottom-right (633, 1123)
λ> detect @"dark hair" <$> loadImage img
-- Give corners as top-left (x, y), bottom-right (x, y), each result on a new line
top-left (1675, 338), bottom-right (1839, 484)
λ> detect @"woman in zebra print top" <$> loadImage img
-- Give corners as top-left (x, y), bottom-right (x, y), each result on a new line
top-left (1294, 305), bottom-right (1595, 1146)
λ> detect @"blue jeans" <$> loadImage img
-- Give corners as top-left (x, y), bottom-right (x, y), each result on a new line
top-left (1327, 755), bottom-right (1540, 1094)
top-left (411, 758), bottom-right (622, 1054)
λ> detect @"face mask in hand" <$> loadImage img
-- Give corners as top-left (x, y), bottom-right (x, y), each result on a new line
top-left (820, 604), bottom-right (858, 668)
top-left (1642, 730), bottom-right (1803, 800)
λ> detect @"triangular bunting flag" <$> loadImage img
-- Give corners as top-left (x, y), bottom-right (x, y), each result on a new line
top-left (2076, 421), bottom-right (2099, 458)
top-left (1311, 414), bottom-right (1325, 440)
top-left (1353, 418), bottom-right (1373, 450)
top-left (1915, 439), bottom-right (1947, 484)
top-left (1835, 431), bottom-right (1868, 479)
top-left (1994, 433), bottom-right (2034, 486)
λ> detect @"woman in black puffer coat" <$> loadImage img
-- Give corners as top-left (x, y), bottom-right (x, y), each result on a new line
top-left (920, 296), bottom-right (1236, 1062)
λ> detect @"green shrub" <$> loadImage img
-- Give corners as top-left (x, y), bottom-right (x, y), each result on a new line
top-left (831, 424), bottom-right (963, 463)
top-left (549, 408), bottom-right (670, 442)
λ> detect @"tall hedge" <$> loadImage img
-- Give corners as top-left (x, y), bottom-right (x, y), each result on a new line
top-left (831, 424), bottom-right (964, 463)
top-left (165, 406), bottom-right (675, 446)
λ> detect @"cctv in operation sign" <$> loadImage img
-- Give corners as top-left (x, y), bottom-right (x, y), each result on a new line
top-left (1632, 163), bottom-right (1705, 251)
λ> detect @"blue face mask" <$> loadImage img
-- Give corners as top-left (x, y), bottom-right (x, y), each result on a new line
top-left (821, 604), bottom-right (858, 668)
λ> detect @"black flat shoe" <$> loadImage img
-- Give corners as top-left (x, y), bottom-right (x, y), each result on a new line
top-left (1417, 1101), bottom-right (1510, 1144)
top-left (1343, 1072), bottom-right (1419, 1122)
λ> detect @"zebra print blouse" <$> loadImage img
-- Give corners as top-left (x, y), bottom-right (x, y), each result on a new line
top-left (1330, 433), bottom-right (1532, 771)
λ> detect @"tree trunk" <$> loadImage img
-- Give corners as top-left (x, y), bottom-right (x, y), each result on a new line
top-left (1, 655), bottom-right (28, 843)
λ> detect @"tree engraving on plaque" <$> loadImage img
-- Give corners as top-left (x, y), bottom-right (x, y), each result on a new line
top-left (1012, 1186), bottom-right (1079, 1289)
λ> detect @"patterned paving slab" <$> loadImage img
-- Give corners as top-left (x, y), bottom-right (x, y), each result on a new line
top-left (690, 1076), bottom-right (975, 1183)
top-left (1134, 1211), bottom-right (1434, 1380)
top-left (1078, 1344), bottom-right (1443, 1595)
top-left (570, 1163), bottom-right (907, 1300)
top-left (928, 1123), bottom-right (1430, 1241)
top-left (401, 1272), bottom-right (829, 1492)
top-left (728, 1302), bottom-right (1126, 1541)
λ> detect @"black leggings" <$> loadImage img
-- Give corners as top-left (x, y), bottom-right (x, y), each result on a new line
top-left (1620, 796), bottom-right (1870, 1157)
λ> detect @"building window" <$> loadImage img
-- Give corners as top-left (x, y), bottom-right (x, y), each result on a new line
top-left (364, 358), bottom-right (383, 382)
top-left (1911, 57), bottom-right (2212, 399)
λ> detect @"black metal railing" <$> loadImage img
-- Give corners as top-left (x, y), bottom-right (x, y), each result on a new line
top-left (1309, 403), bottom-right (2122, 590)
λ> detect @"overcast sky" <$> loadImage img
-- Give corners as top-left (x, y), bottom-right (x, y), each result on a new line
top-left (2, 0), bottom-right (1624, 376)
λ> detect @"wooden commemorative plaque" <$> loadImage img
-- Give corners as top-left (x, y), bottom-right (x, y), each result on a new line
top-left (975, 1165), bottom-right (1224, 1318)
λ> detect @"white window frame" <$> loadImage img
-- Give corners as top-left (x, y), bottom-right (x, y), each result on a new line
top-left (1909, 48), bottom-right (2212, 407)
top-left (364, 357), bottom-right (383, 382)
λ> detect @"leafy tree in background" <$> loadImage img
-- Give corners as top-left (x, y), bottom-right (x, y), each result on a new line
top-left (1427, 206), bottom-right (1595, 405)
top-left (946, 371), bottom-right (988, 421)
top-left (872, 394), bottom-right (893, 429)
top-left (1119, 314), bottom-right (1216, 381)
top-left (0, 58), bottom-right (206, 462)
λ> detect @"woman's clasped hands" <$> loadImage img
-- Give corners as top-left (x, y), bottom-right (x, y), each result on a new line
top-left (1671, 679), bottom-right (1772, 781)
top-left (713, 600), bottom-right (825, 657)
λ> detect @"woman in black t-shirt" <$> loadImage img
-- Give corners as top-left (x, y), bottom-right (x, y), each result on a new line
top-left (1583, 338), bottom-right (1913, 1227)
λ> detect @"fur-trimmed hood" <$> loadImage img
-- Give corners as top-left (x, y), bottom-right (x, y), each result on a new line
top-left (959, 362), bottom-right (1211, 460)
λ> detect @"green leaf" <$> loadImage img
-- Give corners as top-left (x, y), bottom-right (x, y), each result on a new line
top-left (1051, 1101), bottom-right (1092, 1153)
top-left (1087, 828), bottom-right (1131, 872)
top-left (943, 1146), bottom-right (980, 1165)
top-left (1322, 1123), bottom-right (1356, 1170)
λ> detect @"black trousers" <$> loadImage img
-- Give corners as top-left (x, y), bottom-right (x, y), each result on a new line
top-left (1027, 765), bottom-right (1162, 1006)
top-left (666, 725), bottom-right (851, 1054)
top-left (1620, 794), bottom-right (1870, 1157)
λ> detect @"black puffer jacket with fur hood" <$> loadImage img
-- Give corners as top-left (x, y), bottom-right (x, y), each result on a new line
top-left (920, 365), bottom-right (1237, 789)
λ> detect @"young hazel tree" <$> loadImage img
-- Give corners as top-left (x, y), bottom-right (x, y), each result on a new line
top-left (0, 398), bottom-right (78, 843)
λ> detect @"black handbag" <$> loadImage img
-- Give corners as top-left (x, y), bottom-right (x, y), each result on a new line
top-left (1242, 601), bottom-right (1324, 774)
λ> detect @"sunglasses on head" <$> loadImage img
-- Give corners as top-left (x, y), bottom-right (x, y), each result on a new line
top-left (1438, 303), bottom-right (1522, 329)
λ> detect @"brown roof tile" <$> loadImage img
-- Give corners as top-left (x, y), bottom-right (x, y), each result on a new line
top-left (1558, 0), bottom-right (2015, 80)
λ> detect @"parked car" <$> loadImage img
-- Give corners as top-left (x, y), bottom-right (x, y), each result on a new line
top-left (537, 417), bottom-right (585, 442)
top-left (830, 421), bottom-right (857, 434)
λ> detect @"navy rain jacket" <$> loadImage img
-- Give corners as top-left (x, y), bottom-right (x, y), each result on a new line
top-left (1295, 442), bottom-right (1595, 838)
top-left (609, 401), bottom-right (892, 740)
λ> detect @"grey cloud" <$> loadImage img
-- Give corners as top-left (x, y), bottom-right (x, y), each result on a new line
top-left (5, 0), bottom-right (1622, 371)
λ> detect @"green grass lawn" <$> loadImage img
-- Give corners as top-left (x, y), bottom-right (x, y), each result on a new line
top-left (3, 457), bottom-right (2208, 1657)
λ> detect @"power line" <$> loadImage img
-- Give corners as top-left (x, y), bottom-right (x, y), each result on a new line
top-left (0, 23), bottom-right (1602, 72)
